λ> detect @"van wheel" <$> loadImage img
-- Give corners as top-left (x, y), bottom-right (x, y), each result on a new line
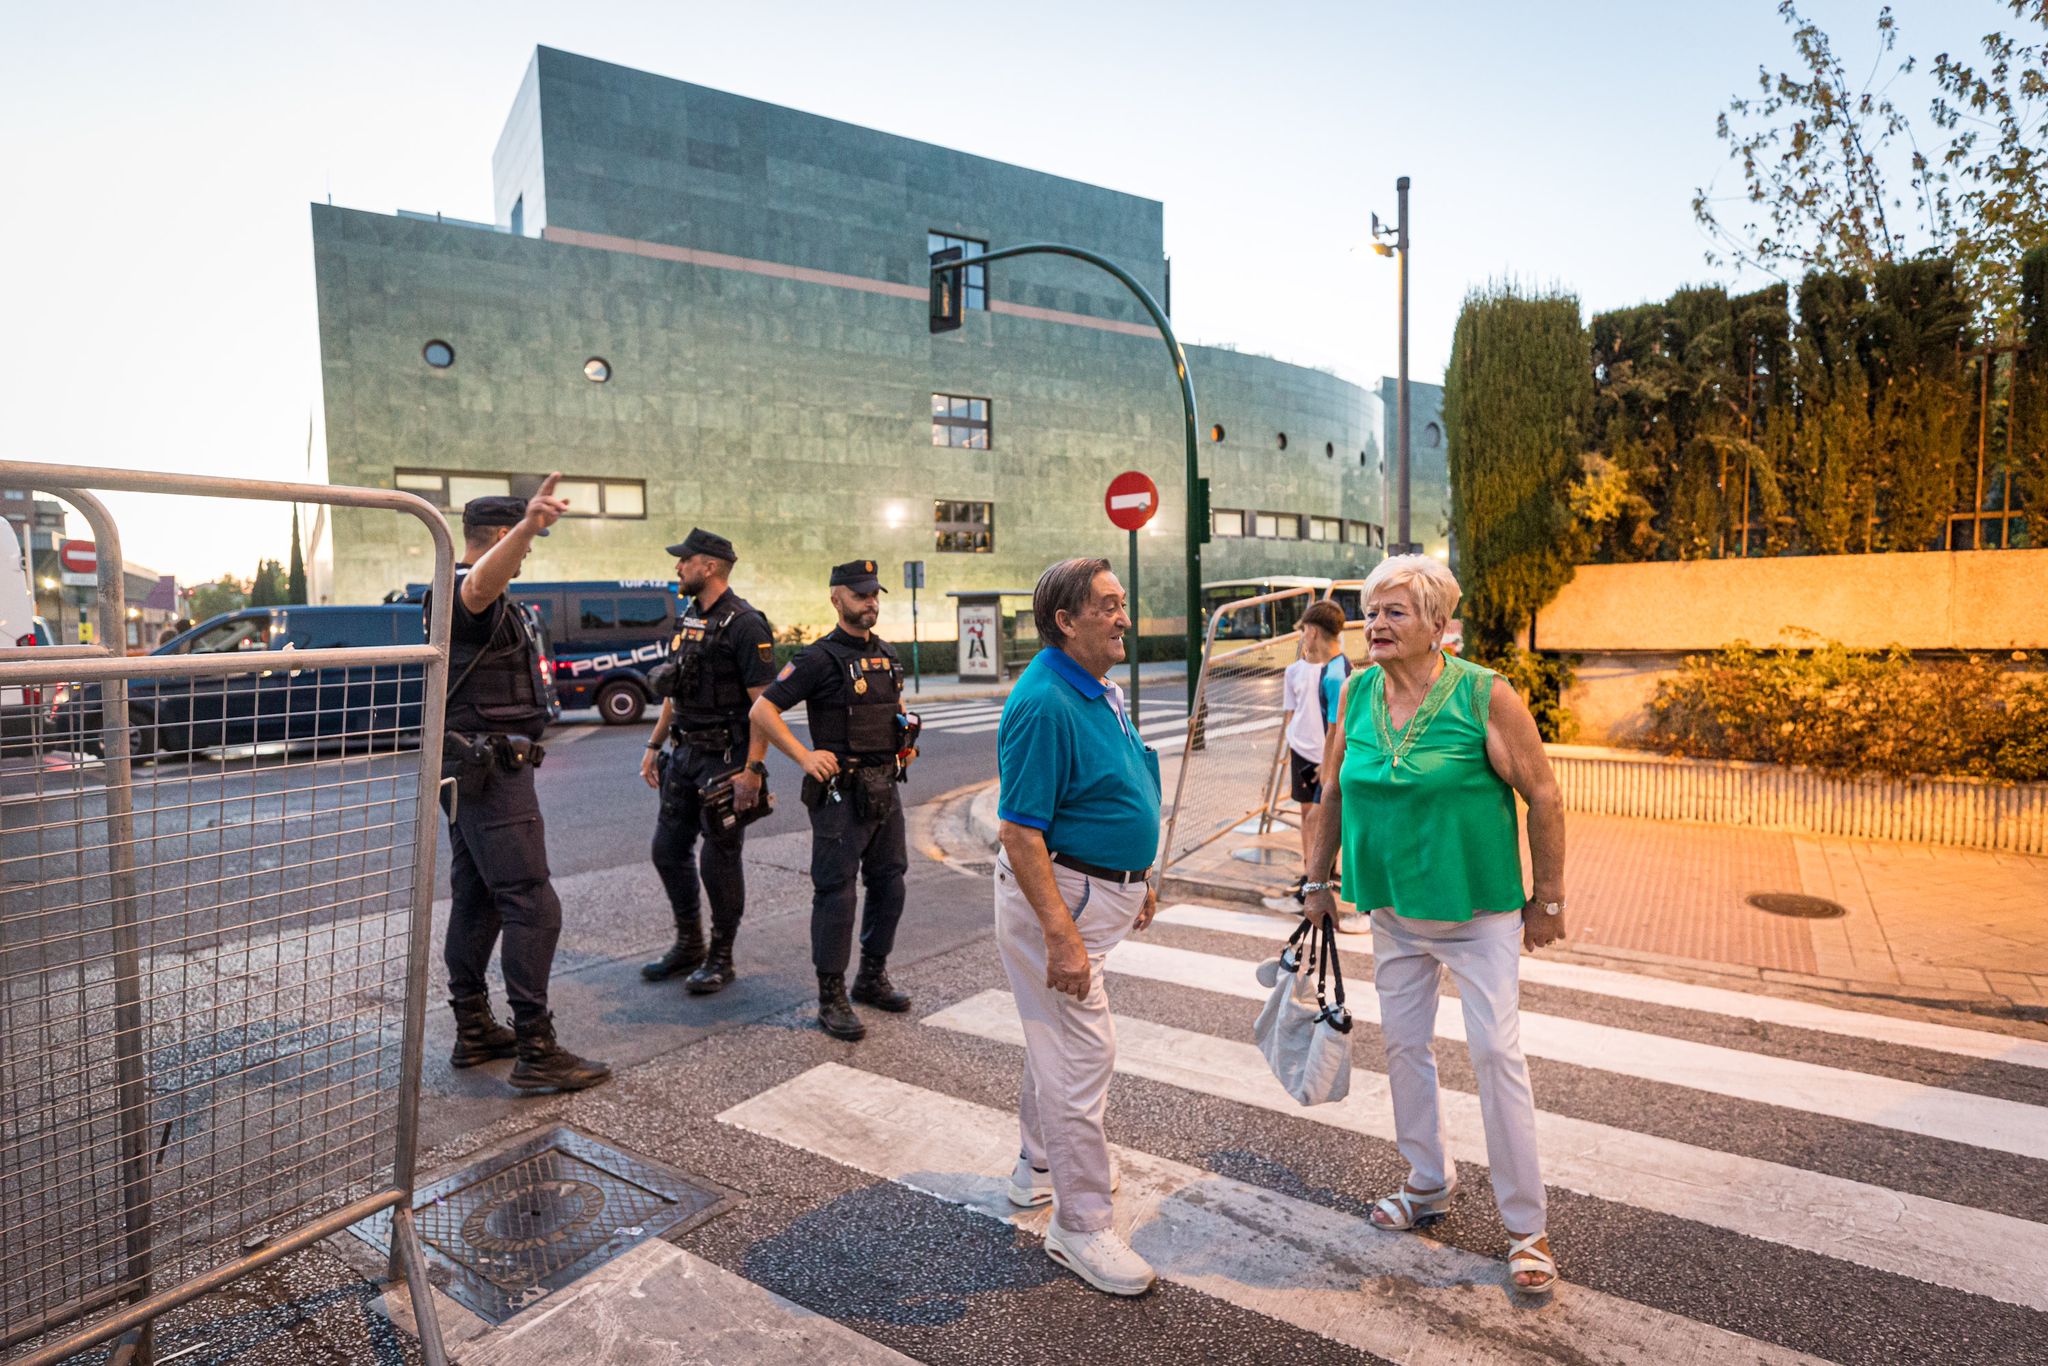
top-left (596, 681), bottom-right (646, 726)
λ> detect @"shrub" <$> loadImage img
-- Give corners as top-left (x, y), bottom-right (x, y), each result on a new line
top-left (1470, 644), bottom-right (1579, 743)
top-left (1645, 642), bottom-right (2048, 782)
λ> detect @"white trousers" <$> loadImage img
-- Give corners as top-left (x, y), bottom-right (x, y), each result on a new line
top-left (993, 855), bottom-right (1146, 1233)
top-left (1371, 907), bottom-right (1547, 1234)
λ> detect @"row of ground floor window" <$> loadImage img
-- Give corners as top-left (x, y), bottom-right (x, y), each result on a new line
top-left (390, 467), bottom-right (1381, 554)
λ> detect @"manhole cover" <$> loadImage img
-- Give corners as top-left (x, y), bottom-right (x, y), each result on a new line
top-left (360, 1128), bottom-right (724, 1323)
top-left (1231, 846), bottom-right (1302, 866)
top-left (1747, 892), bottom-right (1848, 919)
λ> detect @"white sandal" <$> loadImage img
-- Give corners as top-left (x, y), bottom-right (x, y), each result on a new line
top-left (1506, 1232), bottom-right (1558, 1295)
top-left (1369, 1180), bottom-right (1456, 1231)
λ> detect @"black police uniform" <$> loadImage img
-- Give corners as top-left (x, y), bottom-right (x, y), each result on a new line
top-left (647, 529), bottom-right (777, 991)
top-left (760, 560), bottom-right (912, 1035)
top-left (428, 494), bottom-right (607, 1092)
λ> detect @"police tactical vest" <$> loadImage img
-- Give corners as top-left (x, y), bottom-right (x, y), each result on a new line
top-left (805, 634), bottom-right (903, 758)
top-left (671, 594), bottom-right (766, 725)
top-left (430, 569), bottom-right (550, 733)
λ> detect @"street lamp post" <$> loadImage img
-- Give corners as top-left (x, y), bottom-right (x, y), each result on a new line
top-left (932, 243), bottom-right (1206, 704)
top-left (1372, 175), bottom-right (1412, 554)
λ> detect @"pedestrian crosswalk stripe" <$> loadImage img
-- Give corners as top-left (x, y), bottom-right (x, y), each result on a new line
top-left (1154, 903), bottom-right (2048, 1072)
top-left (924, 989), bottom-right (2048, 1311)
top-left (1105, 939), bottom-right (2048, 1161)
top-left (719, 1063), bottom-right (1825, 1365)
top-left (1151, 715), bottom-right (1280, 755)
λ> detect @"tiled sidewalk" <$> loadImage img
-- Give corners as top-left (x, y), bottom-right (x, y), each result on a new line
top-left (1562, 813), bottom-right (2048, 1011)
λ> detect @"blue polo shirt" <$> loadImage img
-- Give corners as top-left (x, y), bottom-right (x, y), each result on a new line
top-left (996, 647), bottom-right (1162, 872)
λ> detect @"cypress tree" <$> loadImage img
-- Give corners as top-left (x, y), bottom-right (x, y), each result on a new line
top-left (1444, 283), bottom-right (1588, 653)
top-left (288, 506), bottom-right (308, 604)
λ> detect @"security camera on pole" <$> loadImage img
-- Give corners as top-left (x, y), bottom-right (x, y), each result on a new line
top-left (1104, 470), bottom-right (1158, 717)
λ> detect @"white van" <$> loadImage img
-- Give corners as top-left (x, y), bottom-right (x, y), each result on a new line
top-left (1, 518), bottom-right (34, 646)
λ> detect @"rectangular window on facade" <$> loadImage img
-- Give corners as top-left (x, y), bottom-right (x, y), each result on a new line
top-left (928, 232), bottom-right (987, 310)
top-left (931, 394), bottom-right (992, 449)
top-left (578, 598), bottom-right (617, 631)
top-left (1309, 516), bottom-right (1342, 542)
top-left (396, 469), bottom-right (646, 520)
top-left (1212, 508), bottom-right (1244, 538)
top-left (1254, 512), bottom-right (1303, 539)
top-left (935, 499), bottom-right (994, 553)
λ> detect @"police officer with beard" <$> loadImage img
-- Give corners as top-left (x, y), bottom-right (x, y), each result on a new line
top-left (741, 560), bottom-right (913, 1040)
top-left (639, 528), bottom-right (777, 994)
top-left (433, 480), bottom-right (609, 1092)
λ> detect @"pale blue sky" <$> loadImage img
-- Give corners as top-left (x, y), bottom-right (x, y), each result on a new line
top-left (0, 0), bottom-right (1999, 582)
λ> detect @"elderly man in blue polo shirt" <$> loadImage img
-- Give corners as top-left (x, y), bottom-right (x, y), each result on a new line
top-left (994, 556), bottom-right (1162, 1297)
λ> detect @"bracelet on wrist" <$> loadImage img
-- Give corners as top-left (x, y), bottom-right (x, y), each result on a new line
top-left (645, 742), bottom-right (662, 750)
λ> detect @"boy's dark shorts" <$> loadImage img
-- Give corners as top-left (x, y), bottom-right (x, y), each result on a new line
top-left (1289, 750), bottom-right (1322, 805)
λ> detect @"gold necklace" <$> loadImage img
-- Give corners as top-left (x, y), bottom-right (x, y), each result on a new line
top-left (1373, 656), bottom-right (1454, 769)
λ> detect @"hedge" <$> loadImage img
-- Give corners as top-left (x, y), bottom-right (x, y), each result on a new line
top-left (1645, 642), bottom-right (2048, 782)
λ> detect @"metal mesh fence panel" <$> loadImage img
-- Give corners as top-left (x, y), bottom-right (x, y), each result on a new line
top-left (0, 465), bottom-right (452, 1366)
top-left (1159, 587), bottom-right (1317, 871)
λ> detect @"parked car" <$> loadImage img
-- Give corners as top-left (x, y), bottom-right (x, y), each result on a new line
top-left (397, 579), bottom-right (680, 724)
top-left (71, 601), bottom-right (558, 760)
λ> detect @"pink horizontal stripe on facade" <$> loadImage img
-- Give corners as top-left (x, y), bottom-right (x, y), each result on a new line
top-left (541, 225), bottom-right (1161, 340)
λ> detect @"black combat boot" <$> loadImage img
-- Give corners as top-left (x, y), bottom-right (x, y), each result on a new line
top-left (684, 930), bottom-right (737, 995)
top-left (507, 1014), bottom-right (612, 1092)
top-left (850, 954), bottom-right (912, 1013)
top-left (815, 972), bottom-right (866, 1041)
top-left (641, 912), bottom-right (706, 981)
top-left (448, 994), bottom-right (518, 1068)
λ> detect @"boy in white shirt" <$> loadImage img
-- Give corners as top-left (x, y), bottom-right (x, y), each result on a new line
top-left (1264, 601), bottom-right (1363, 931)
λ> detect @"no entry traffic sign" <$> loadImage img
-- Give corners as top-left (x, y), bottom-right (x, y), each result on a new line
top-left (59, 540), bottom-right (96, 575)
top-left (1104, 470), bottom-right (1159, 532)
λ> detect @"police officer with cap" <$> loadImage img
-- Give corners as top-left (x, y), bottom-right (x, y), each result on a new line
top-left (431, 478), bottom-right (609, 1092)
top-left (743, 559), bottom-right (914, 1040)
top-left (639, 528), bottom-right (777, 994)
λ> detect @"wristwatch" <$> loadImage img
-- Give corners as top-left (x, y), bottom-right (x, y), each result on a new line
top-left (1538, 899), bottom-right (1566, 917)
top-left (745, 760), bottom-right (769, 777)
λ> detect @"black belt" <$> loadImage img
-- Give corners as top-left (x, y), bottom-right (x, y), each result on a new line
top-left (1051, 852), bottom-right (1152, 887)
top-left (675, 724), bottom-right (737, 748)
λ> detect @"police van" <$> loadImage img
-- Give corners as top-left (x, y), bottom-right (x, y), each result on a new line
top-left (399, 579), bottom-right (681, 725)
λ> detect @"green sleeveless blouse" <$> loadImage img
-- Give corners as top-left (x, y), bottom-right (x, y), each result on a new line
top-left (1338, 652), bottom-right (1526, 921)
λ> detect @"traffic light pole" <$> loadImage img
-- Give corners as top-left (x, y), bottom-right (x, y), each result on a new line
top-left (932, 243), bottom-right (1204, 704)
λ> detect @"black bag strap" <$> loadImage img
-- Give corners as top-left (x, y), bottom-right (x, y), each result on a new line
top-left (1315, 917), bottom-right (1351, 1029)
top-left (1280, 917), bottom-right (1314, 975)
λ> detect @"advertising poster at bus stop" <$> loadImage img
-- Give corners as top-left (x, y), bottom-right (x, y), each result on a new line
top-left (957, 601), bottom-right (999, 680)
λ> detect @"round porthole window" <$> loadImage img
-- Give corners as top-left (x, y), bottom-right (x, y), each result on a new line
top-left (1325, 441), bottom-right (1335, 458)
top-left (1210, 424), bottom-right (1227, 443)
top-left (583, 357), bottom-right (611, 383)
top-left (422, 340), bottom-right (454, 369)
top-left (1276, 432), bottom-right (1288, 451)
top-left (1424, 421), bottom-right (1443, 448)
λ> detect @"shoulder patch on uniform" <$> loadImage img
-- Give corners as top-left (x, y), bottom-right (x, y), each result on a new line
top-left (758, 642), bottom-right (775, 661)
top-left (776, 662), bottom-right (795, 681)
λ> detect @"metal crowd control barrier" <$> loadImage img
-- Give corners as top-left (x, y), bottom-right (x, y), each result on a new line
top-left (1160, 586), bottom-right (1318, 875)
top-left (0, 462), bottom-right (452, 1366)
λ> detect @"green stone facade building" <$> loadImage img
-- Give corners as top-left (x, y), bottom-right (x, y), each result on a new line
top-left (312, 47), bottom-right (1447, 639)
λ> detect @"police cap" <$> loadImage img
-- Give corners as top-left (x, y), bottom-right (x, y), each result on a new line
top-left (666, 527), bottom-right (737, 562)
top-left (462, 495), bottom-right (546, 537)
top-left (829, 559), bottom-right (887, 594)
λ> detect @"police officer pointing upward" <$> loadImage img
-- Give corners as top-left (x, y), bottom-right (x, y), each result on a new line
top-left (743, 560), bottom-right (914, 1041)
top-left (640, 528), bottom-right (778, 994)
top-left (433, 481), bottom-right (609, 1092)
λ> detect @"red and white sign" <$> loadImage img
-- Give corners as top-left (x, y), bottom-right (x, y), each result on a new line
top-left (1104, 470), bottom-right (1159, 532)
top-left (59, 540), bottom-right (96, 575)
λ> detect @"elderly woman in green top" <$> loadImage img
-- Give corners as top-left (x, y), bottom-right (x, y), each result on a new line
top-left (1300, 554), bottom-right (1566, 1295)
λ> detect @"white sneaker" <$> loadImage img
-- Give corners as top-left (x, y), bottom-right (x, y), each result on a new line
top-left (1259, 894), bottom-right (1305, 913)
top-left (1044, 1221), bottom-right (1155, 1296)
top-left (1007, 1155), bottom-right (1119, 1207)
top-left (1334, 911), bottom-right (1371, 936)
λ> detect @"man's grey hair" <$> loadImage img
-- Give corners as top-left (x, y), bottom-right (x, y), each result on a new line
top-left (1033, 557), bottom-right (1113, 646)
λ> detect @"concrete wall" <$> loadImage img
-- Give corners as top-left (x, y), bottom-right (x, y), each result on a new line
top-left (314, 48), bottom-right (1394, 640)
top-left (1533, 549), bottom-right (2048, 741)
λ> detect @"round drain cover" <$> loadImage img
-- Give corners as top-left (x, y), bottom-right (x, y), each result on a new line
top-left (1747, 892), bottom-right (1847, 920)
top-left (1231, 846), bottom-right (1301, 866)
top-left (464, 1178), bottom-right (606, 1252)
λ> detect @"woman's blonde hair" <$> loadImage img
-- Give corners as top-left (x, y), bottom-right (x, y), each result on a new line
top-left (1362, 554), bottom-right (1461, 630)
